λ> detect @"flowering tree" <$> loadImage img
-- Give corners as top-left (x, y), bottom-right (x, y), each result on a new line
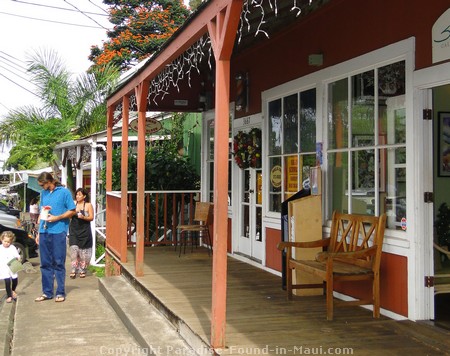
top-left (89, 0), bottom-right (190, 71)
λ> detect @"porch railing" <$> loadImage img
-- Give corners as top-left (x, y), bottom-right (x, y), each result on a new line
top-left (106, 190), bottom-right (201, 260)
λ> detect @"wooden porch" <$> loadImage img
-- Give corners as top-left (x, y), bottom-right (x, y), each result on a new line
top-left (115, 246), bottom-right (450, 355)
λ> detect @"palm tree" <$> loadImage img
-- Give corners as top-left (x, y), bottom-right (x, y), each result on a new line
top-left (0, 48), bottom-right (119, 171)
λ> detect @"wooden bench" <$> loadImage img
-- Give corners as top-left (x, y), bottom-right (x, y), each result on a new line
top-left (278, 211), bottom-right (387, 320)
top-left (433, 242), bottom-right (450, 295)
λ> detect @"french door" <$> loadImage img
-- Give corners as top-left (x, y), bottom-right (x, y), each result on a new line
top-left (237, 155), bottom-right (263, 262)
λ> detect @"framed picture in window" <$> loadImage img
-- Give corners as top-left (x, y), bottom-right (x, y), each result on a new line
top-left (438, 112), bottom-right (450, 177)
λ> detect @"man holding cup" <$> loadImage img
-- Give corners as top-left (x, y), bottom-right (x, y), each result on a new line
top-left (35, 172), bottom-right (76, 303)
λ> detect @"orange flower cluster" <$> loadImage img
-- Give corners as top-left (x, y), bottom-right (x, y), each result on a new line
top-left (92, 3), bottom-right (188, 69)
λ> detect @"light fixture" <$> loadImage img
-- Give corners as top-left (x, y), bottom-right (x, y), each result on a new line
top-left (308, 54), bottom-right (323, 66)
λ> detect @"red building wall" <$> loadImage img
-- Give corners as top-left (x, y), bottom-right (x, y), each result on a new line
top-left (265, 227), bottom-right (282, 272)
top-left (335, 253), bottom-right (408, 317)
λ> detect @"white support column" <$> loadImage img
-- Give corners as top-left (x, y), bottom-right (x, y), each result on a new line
top-left (61, 163), bottom-right (68, 187)
top-left (76, 146), bottom-right (83, 189)
top-left (90, 141), bottom-right (101, 266)
top-left (90, 143), bottom-right (98, 265)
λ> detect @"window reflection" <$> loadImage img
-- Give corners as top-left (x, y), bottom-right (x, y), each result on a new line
top-left (326, 60), bottom-right (406, 231)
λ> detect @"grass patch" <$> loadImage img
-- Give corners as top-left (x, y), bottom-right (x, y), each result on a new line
top-left (88, 242), bottom-right (106, 277)
top-left (88, 265), bottom-right (105, 278)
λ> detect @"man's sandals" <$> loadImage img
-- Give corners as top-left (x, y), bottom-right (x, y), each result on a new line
top-left (55, 295), bottom-right (65, 302)
top-left (35, 295), bottom-right (52, 302)
top-left (35, 295), bottom-right (65, 302)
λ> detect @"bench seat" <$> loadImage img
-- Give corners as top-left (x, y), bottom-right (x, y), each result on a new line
top-left (278, 211), bottom-right (387, 320)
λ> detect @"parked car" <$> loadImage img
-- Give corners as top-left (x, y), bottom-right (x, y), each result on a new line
top-left (0, 224), bottom-right (38, 263)
top-left (0, 211), bottom-right (22, 228)
top-left (0, 201), bottom-right (21, 218)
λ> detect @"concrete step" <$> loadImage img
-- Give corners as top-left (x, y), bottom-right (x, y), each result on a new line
top-left (0, 296), bottom-right (14, 356)
top-left (99, 276), bottom-right (212, 356)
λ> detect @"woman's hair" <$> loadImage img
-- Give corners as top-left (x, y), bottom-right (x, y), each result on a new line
top-left (1, 231), bottom-right (15, 242)
top-left (30, 197), bottom-right (38, 205)
top-left (37, 172), bottom-right (62, 186)
top-left (76, 188), bottom-right (90, 202)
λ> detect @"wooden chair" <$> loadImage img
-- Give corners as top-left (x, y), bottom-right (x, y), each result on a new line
top-left (433, 242), bottom-right (450, 295)
top-left (278, 211), bottom-right (387, 320)
top-left (176, 202), bottom-right (213, 257)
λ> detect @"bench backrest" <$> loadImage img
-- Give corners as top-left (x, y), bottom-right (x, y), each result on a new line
top-left (328, 211), bottom-right (387, 271)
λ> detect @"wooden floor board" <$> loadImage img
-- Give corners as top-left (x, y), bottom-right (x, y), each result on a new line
top-left (119, 246), bottom-right (450, 355)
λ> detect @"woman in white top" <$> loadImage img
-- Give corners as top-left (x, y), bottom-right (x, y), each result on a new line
top-left (29, 197), bottom-right (39, 224)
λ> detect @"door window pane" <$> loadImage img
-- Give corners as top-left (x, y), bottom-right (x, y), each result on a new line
top-left (328, 79), bottom-right (349, 149)
top-left (351, 71), bottom-right (375, 142)
top-left (327, 152), bottom-right (349, 216)
top-left (385, 147), bottom-right (407, 230)
top-left (268, 99), bottom-right (282, 155)
top-left (300, 154), bottom-right (316, 190)
top-left (283, 94), bottom-right (298, 154)
top-left (269, 157), bottom-right (282, 212)
top-left (300, 89), bottom-right (316, 152)
top-left (284, 155), bottom-right (298, 196)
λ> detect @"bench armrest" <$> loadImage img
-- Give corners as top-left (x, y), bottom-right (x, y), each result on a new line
top-left (277, 238), bottom-right (331, 251)
top-left (315, 245), bottom-right (377, 262)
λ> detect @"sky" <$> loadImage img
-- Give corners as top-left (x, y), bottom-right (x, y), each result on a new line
top-left (0, 0), bottom-right (112, 119)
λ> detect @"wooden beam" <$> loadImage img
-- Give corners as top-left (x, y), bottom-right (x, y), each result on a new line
top-left (121, 96), bottom-right (130, 263)
top-left (135, 81), bottom-right (150, 276)
top-left (208, 0), bottom-right (243, 349)
top-left (106, 105), bottom-right (114, 191)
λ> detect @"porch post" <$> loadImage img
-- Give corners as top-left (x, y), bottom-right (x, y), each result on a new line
top-left (106, 105), bottom-right (114, 191)
top-left (211, 58), bottom-right (230, 349)
top-left (135, 82), bottom-right (150, 276)
top-left (207, 0), bottom-right (243, 348)
top-left (121, 96), bottom-right (130, 263)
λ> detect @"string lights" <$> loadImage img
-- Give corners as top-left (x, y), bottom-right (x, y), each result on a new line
top-left (115, 0), bottom-right (316, 111)
top-left (147, 35), bottom-right (212, 106)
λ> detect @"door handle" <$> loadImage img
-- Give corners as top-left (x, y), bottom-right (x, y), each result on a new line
top-left (249, 189), bottom-right (254, 193)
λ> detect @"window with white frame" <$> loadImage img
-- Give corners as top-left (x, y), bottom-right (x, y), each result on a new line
top-left (206, 118), bottom-right (233, 205)
top-left (326, 60), bottom-right (406, 230)
top-left (267, 88), bottom-right (317, 213)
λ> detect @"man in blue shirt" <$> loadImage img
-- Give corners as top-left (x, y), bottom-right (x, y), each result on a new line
top-left (34, 172), bottom-right (76, 303)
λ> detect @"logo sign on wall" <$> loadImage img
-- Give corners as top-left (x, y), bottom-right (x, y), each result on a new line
top-left (129, 117), bottom-right (162, 134)
top-left (432, 8), bottom-right (450, 63)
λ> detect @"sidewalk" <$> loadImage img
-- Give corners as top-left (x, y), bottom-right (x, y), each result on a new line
top-left (10, 259), bottom-right (142, 356)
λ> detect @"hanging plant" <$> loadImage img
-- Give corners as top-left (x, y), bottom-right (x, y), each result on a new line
top-left (233, 128), bottom-right (261, 169)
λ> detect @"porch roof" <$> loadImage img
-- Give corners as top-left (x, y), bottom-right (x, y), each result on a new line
top-left (106, 0), bottom-right (329, 113)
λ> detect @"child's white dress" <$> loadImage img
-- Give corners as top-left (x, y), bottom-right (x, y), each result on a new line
top-left (0, 245), bottom-right (20, 279)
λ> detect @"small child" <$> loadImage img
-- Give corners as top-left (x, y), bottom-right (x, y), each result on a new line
top-left (0, 231), bottom-right (20, 303)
